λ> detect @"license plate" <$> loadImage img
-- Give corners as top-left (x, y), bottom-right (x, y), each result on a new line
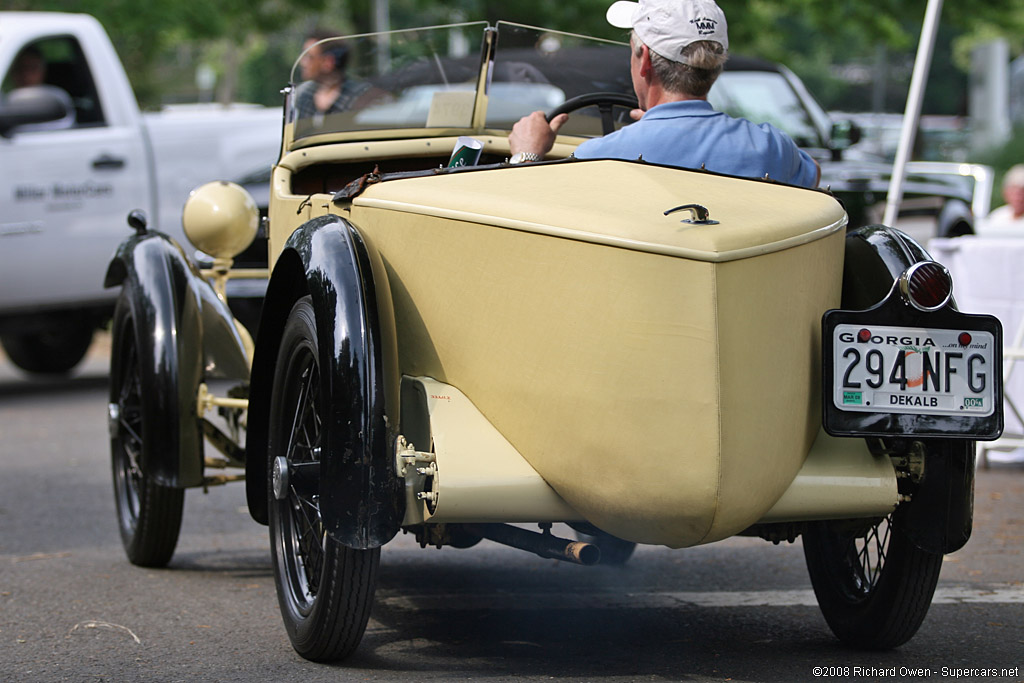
top-left (832, 323), bottom-right (996, 417)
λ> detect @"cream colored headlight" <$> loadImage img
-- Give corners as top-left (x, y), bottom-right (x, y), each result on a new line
top-left (182, 180), bottom-right (259, 260)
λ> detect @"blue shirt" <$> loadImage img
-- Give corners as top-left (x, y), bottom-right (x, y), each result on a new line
top-left (574, 100), bottom-right (818, 188)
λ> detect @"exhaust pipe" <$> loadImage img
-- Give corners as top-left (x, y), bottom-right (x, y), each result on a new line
top-left (465, 523), bottom-right (601, 566)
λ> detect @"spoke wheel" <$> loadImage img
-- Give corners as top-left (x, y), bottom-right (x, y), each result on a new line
top-left (109, 293), bottom-right (184, 567)
top-left (803, 513), bottom-right (942, 649)
top-left (269, 296), bottom-right (378, 662)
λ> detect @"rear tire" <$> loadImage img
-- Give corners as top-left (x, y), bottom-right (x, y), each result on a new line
top-left (803, 514), bottom-right (942, 649)
top-left (269, 296), bottom-right (378, 662)
top-left (109, 293), bottom-right (184, 567)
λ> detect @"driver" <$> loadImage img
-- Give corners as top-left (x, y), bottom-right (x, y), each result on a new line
top-left (508, 0), bottom-right (820, 188)
top-left (294, 29), bottom-right (370, 126)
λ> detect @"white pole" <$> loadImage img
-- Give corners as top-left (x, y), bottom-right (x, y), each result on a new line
top-left (374, 0), bottom-right (391, 75)
top-left (882, 0), bottom-right (944, 228)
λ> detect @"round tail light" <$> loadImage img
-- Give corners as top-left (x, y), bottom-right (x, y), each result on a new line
top-left (899, 261), bottom-right (952, 312)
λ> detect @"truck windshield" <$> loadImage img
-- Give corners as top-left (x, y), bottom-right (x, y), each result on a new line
top-left (288, 22), bottom-right (632, 141)
top-left (707, 70), bottom-right (827, 150)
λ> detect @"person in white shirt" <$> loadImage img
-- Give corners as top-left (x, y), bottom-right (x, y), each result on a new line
top-left (979, 164), bottom-right (1024, 235)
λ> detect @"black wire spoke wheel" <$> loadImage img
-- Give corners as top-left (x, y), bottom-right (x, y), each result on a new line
top-left (853, 518), bottom-right (891, 593)
top-left (268, 296), bottom-right (378, 662)
top-left (109, 293), bottom-right (184, 567)
top-left (803, 512), bottom-right (942, 649)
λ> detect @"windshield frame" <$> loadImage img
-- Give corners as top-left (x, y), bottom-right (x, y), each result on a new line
top-left (283, 21), bottom-right (632, 149)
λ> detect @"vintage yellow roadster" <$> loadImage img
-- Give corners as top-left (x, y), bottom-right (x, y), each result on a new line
top-left (104, 22), bottom-right (1003, 661)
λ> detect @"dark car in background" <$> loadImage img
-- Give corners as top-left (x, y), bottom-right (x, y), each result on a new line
top-left (710, 56), bottom-right (979, 239)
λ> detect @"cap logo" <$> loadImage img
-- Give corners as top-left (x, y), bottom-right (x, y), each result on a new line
top-left (690, 16), bottom-right (719, 36)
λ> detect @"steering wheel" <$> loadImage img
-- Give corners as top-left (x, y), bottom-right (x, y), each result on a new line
top-left (547, 92), bottom-right (639, 136)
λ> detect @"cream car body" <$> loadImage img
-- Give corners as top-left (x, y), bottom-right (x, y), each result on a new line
top-left (104, 22), bottom-right (1001, 662)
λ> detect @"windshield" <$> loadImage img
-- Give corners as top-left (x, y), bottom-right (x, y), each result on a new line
top-left (708, 70), bottom-right (826, 149)
top-left (288, 22), bottom-right (632, 141)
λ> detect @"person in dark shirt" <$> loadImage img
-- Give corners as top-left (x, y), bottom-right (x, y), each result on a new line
top-left (293, 29), bottom-right (370, 126)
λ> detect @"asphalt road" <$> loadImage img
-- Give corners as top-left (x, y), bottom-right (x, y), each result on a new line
top-left (1, 336), bottom-right (1022, 682)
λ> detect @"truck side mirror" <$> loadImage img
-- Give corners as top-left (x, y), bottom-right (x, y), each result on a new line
top-left (829, 119), bottom-right (863, 158)
top-left (0, 86), bottom-right (74, 138)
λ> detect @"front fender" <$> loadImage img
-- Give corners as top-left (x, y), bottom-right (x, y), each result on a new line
top-left (245, 215), bottom-right (402, 548)
top-left (839, 224), bottom-right (975, 554)
top-left (105, 230), bottom-right (248, 487)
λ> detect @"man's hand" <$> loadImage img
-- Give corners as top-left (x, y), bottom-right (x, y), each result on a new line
top-left (509, 111), bottom-right (569, 157)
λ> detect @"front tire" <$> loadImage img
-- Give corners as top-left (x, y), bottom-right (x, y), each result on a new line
top-left (109, 293), bottom-right (184, 567)
top-left (268, 296), bottom-right (378, 662)
top-left (803, 514), bottom-right (942, 649)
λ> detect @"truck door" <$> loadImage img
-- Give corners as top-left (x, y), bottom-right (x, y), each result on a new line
top-left (0, 34), bottom-right (150, 313)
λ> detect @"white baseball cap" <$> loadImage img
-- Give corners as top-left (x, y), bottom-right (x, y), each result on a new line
top-left (606, 0), bottom-right (729, 63)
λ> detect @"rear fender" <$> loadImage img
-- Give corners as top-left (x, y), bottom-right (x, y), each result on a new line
top-left (840, 225), bottom-right (974, 553)
top-left (840, 224), bottom-right (933, 310)
top-left (893, 439), bottom-right (975, 554)
top-left (105, 231), bottom-right (248, 487)
top-left (245, 215), bottom-right (402, 549)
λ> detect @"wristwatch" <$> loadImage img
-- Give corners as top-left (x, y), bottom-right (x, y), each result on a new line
top-left (509, 152), bottom-right (542, 164)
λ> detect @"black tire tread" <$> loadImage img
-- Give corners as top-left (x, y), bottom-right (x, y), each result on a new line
top-left (296, 546), bottom-right (379, 661)
top-left (110, 291), bottom-right (185, 568)
top-left (124, 480), bottom-right (185, 567)
top-left (269, 296), bottom-right (378, 663)
top-left (804, 521), bottom-right (942, 649)
top-left (864, 533), bottom-right (942, 648)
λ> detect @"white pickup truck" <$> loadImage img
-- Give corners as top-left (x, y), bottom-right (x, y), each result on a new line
top-left (0, 12), bottom-right (281, 374)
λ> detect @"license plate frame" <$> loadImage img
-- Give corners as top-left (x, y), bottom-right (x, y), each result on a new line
top-left (823, 296), bottom-right (1003, 440)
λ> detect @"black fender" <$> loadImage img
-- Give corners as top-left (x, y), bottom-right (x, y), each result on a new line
top-left (893, 439), bottom-right (975, 554)
top-left (245, 215), bottom-right (403, 550)
top-left (840, 224), bottom-right (934, 310)
top-left (840, 224), bottom-right (975, 554)
top-left (105, 230), bottom-right (249, 488)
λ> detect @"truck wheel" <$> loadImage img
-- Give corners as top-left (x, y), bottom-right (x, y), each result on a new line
top-left (2, 325), bottom-right (93, 375)
top-left (268, 296), bottom-right (378, 662)
top-left (803, 514), bottom-right (942, 649)
top-left (109, 295), bottom-right (184, 567)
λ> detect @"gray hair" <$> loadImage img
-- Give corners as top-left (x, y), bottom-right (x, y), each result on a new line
top-left (1003, 164), bottom-right (1024, 190)
top-left (632, 31), bottom-right (727, 98)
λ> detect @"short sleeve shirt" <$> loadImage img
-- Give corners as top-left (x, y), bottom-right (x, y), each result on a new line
top-left (574, 100), bottom-right (818, 188)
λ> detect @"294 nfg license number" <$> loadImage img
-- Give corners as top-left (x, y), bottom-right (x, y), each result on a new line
top-left (832, 324), bottom-right (995, 417)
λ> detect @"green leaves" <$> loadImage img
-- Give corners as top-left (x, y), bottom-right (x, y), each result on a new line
top-left (16, 0), bottom-right (1024, 109)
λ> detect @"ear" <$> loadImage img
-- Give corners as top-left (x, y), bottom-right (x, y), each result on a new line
top-left (638, 45), bottom-right (653, 80)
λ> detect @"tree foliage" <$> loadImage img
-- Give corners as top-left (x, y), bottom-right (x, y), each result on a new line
top-left (10, 0), bottom-right (1024, 110)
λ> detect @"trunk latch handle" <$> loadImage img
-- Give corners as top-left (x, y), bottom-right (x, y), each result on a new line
top-left (664, 204), bottom-right (719, 225)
